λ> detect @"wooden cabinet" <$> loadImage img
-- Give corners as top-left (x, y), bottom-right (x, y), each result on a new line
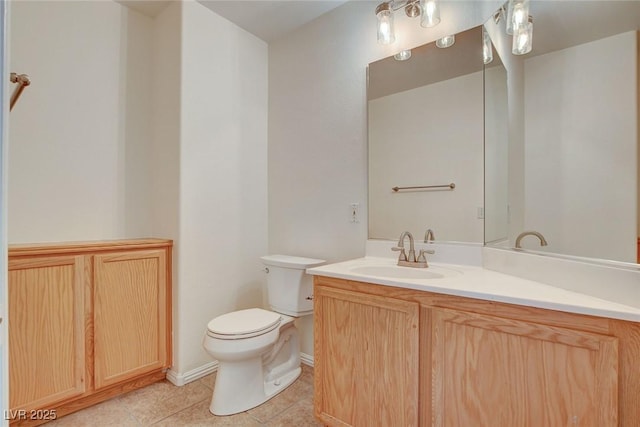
top-left (314, 276), bottom-right (640, 427)
top-left (8, 239), bottom-right (172, 425)
top-left (94, 250), bottom-right (168, 389)
top-left (314, 285), bottom-right (419, 426)
top-left (8, 255), bottom-right (89, 412)
top-left (431, 307), bottom-right (617, 427)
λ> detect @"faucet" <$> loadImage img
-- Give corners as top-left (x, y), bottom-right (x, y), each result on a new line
top-left (515, 231), bottom-right (548, 249)
top-left (392, 231), bottom-right (434, 268)
top-left (393, 231), bottom-right (416, 262)
top-left (424, 228), bottom-right (435, 243)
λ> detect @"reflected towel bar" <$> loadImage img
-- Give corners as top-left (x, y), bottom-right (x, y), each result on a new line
top-left (392, 183), bottom-right (455, 192)
top-left (10, 72), bottom-right (31, 111)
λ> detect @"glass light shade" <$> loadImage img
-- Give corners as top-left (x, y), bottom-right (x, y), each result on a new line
top-left (482, 27), bottom-right (493, 64)
top-left (376, 8), bottom-right (395, 45)
top-left (512, 0), bottom-right (530, 32)
top-left (512, 19), bottom-right (533, 55)
top-left (420, 0), bottom-right (441, 28)
top-left (394, 50), bottom-right (412, 61)
top-left (506, 0), bottom-right (529, 35)
top-left (436, 34), bottom-right (455, 48)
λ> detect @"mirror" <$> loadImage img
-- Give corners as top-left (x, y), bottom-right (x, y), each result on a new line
top-left (367, 26), bottom-right (485, 243)
top-left (484, 1), bottom-right (640, 265)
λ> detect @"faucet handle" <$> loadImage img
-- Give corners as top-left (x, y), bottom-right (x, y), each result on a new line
top-left (392, 246), bottom-right (407, 261)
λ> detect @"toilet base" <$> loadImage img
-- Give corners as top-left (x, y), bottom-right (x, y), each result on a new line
top-left (209, 364), bottom-right (301, 416)
top-left (207, 322), bottom-right (302, 416)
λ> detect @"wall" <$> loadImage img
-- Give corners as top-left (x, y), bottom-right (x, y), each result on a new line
top-left (8, 0), bottom-right (269, 379)
top-left (172, 1), bottom-right (269, 376)
top-left (8, 1), bottom-right (153, 242)
top-left (269, 0), bottom-right (502, 356)
top-left (368, 72), bottom-right (484, 242)
top-left (484, 63), bottom-right (509, 243)
top-left (524, 32), bottom-right (637, 262)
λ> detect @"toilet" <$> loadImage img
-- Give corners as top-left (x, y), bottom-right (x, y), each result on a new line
top-left (202, 254), bottom-right (325, 416)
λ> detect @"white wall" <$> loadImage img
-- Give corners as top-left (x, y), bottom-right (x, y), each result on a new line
top-left (368, 72), bottom-right (484, 242)
top-left (484, 64), bottom-right (509, 243)
top-left (173, 1), bottom-right (268, 375)
top-left (269, 0), bottom-right (502, 356)
top-left (8, 1), bottom-right (153, 243)
top-left (524, 32), bottom-right (637, 262)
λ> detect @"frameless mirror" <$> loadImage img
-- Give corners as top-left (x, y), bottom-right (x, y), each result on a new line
top-left (367, 26), bottom-right (485, 243)
top-left (484, 1), bottom-right (640, 265)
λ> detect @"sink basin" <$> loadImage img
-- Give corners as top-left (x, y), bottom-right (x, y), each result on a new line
top-left (349, 265), bottom-right (449, 280)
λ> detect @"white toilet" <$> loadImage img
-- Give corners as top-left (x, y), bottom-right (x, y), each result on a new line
top-left (202, 254), bottom-right (325, 416)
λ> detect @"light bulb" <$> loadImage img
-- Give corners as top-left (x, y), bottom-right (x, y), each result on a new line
top-left (420, 0), bottom-right (441, 28)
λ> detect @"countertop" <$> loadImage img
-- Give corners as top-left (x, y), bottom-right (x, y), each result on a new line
top-left (307, 257), bottom-right (640, 323)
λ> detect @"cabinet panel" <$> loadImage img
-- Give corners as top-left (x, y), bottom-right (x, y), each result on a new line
top-left (8, 256), bottom-right (88, 410)
top-left (93, 250), bottom-right (167, 389)
top-left (315, 285), bottom-right (419, 427)
top-left (431, 307), bottom-right (618, 427)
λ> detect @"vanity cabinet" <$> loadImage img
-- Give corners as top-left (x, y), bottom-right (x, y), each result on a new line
top-left (314, 285), bottom-right (419, 426)
top-left (314, 276), bottom-right (640, 427)
top-left (8, 239), bottom-right (172, 425)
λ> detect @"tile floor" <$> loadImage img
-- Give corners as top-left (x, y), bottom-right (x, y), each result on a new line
top-left (46, 365), bottom-right (321, 426)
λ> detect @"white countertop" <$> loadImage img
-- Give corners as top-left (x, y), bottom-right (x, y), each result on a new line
top-left (307, 257), bottom-right (640, 323)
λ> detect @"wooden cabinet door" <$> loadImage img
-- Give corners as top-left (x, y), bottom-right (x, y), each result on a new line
top-left (431, 307), bottom-right (618, 427)
top-left (314, 285), bottom-right (419, 427)
top-left (93, 249), bottom-right (168, 389)
top-left (9, 255), bottom-right (89, 410)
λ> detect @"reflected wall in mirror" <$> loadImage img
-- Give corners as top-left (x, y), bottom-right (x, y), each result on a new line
top-left (368, 26), bottom-right (485, 243)
top-left (484, 1), bottom-right (640, 265)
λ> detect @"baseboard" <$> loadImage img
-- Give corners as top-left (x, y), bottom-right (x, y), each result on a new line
top-left (166, 353), bottom-right (313, 387)
top-left (300, 352), bottom-right (314, 367)
top-left (166, 360), bottom-right (218, 386)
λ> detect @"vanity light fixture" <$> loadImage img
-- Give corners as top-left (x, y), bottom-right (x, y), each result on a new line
top-left (493, 0), bottom-right (534, 56)
top-left (436, 34), bottom-right (455, 48)
top-left (375, 0), bottom-right (441, 45)
top-left (394, 49), bottom-right (412, 61)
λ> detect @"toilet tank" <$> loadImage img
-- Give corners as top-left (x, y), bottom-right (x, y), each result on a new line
top-left (261, 255), bottom-right (325, 317)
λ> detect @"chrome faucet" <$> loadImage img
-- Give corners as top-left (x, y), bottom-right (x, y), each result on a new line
top-left (392, 231), bottom-right (434, 268)
top-left (424, 228), bottom-right (435, 243)
top-left (515, 231), bottom-right (548, 249)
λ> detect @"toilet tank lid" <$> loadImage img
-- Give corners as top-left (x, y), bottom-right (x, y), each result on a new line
top-left (261, 255), bottom-right (325, 269)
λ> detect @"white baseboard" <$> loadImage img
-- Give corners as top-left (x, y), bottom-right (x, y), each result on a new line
top-left (300, 352), bottom-right (314, 367)
top-left (166, 360), bottom-right (218, 386)
top-left (166, 352), bottom-right (313, 387)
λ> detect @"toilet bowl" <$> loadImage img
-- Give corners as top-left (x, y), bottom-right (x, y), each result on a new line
top-left (202, 255), bottom-right (325, 416)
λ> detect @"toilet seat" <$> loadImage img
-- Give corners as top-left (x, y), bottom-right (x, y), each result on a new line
top-left (207, 308), bottom-right (282, 340)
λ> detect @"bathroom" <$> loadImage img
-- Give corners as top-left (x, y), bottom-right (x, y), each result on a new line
top-left (0, 0), bottom-right (639, 425)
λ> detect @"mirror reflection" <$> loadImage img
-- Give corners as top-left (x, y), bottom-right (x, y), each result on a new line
top-left (368, 26), bottom-right (485, 243)
top-left (484, 1), bottom-right (640, 265)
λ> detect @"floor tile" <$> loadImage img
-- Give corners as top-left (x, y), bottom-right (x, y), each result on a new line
top-left (120, 379), bottom-right (212, 425)
top-left (43, 364), bottom-right (318, 426)
top-left (46, 396), bottom-right (138, 427)
top-left (265, 399), bottom-right (322, 427)
top-left (153, 400), bottom-right (260, 426)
